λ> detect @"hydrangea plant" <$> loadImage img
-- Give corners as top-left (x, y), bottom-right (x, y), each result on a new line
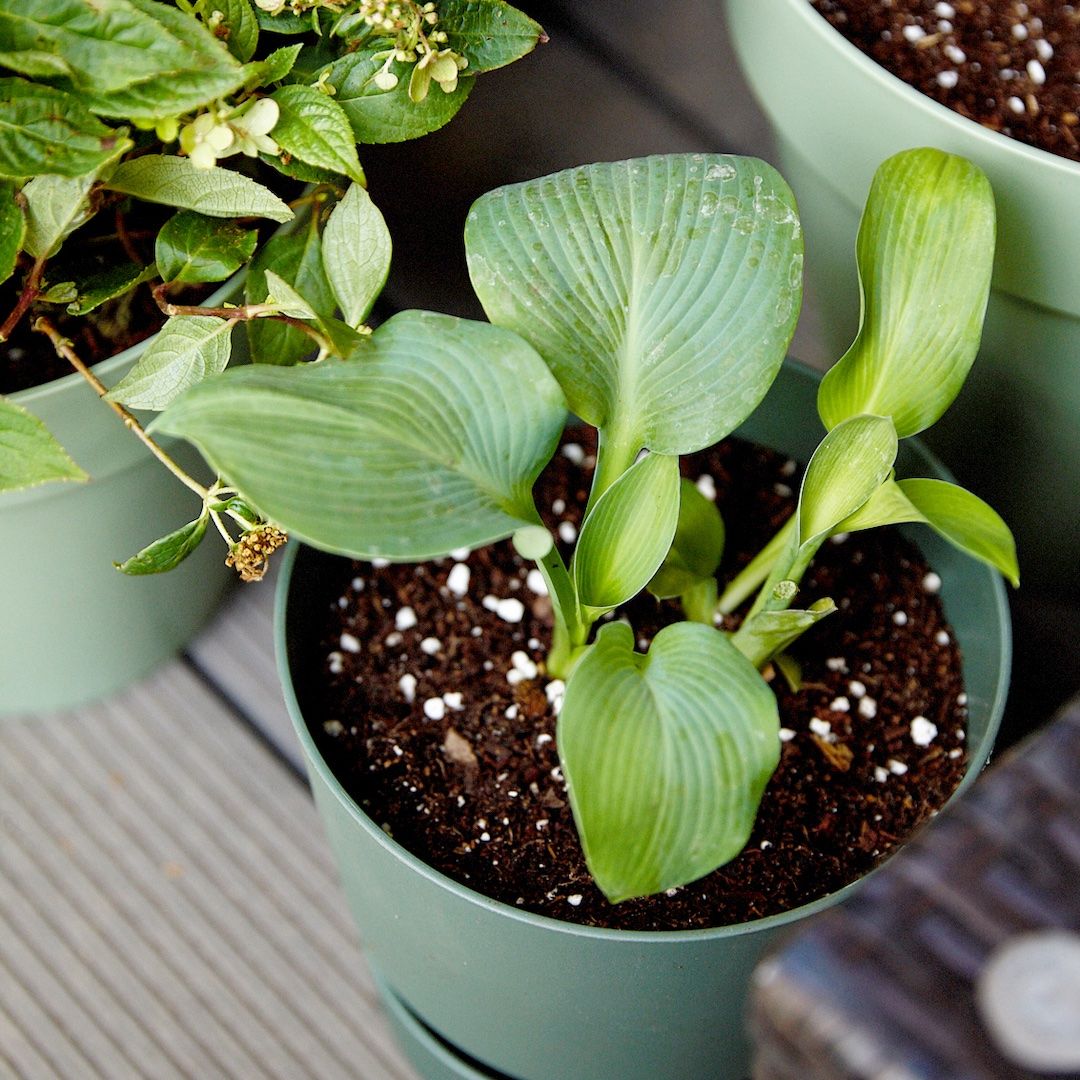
top-left (0, 0), bottom-right (542, 569)
top-left (161, 148), bottom-right (1015, 902)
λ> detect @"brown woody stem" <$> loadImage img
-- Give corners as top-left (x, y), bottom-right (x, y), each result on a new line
top-left (0, 255), bottom-right (48, 343)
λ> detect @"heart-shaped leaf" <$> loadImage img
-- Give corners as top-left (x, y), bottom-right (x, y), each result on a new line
top-left (649, 478), bottom-right (725, 599)
top-left (559, 620), bottom-right (780, 902)
top-left (322, 183), bottom-right (391, 329)
top-left (0, 395), bottom-right (87, 492)
top-left (154, 310), bottom-right (567, 558)
top-left (465, 154), bottom-right (803, 455)
top-left (573, 451), bottom-right (679, 609)
top-left (799, 414), bottom-right (898, 545)
top-left (818, 148), bottom-right (995, 438)
top-left (107, 316), bottom-right (233, 411)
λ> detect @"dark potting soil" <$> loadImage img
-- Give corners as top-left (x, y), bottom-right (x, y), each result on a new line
top-left (812, 0), bottom-right (1080, 164)
top-left (305, 434), bottom-right (970, 932)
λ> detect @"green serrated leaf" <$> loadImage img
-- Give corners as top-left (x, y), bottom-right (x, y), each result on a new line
top-left (0, 78), bottom-right (124, 179)
top-left (559, 620), bottom-right (780, 903)
top-left (732, 599), bottom-right (836, 669)
top-left (818, 148), bottom-right (996, 438)
top-left (322, 183), bottom-right (390, 329)
top-left (799, 414), bottom-right (898, 545)
top-left (649, 478), bottom-right (725, 599)
top-left (245, 215), bottom-right (334, 364)
top-left (0, 181), bottom-right (25, 286)
top-left (436, 0), bottom-right (544, 73)
top-left (115, 514), bottom-right (209, 575)
top-left (156, 210), bottom-right (258, 285)
top-left (255, 8), bottom-right (315, 33)
top-left (0, 394), bottom-right (87, 492)
top-left (208, 0), bottom-right (259, 62)
top-left (105, 156), bottom-right (293, 222)
top-left (106, 316), bottom-right (233, 411)
top-left (270, 84), bottom-right (365, 183)
top-left (154, 310), bottom-right (567, 559)
top-left (66, 261), bottom-right (157, 316)
top-left (319, 51), bottom-right (472, 144)
top-left (573, 452), bottom-right (680, 610)
top-left (245, 42), bottom-right (303, 87)
top-left (466, 155), bottom-right (803, 457)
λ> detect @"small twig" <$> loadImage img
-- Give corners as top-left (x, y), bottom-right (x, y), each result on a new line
top-left (33, 316), bottom-right (210, 501)
top-left (114, 207), bottom-right (144, 266)
top-left (0, 255), bottom-right (48, 342)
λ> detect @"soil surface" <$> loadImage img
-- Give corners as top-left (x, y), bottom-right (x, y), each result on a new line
top-left (303, 434), bottom-right (971, 931)
top-left (812, 0), bottom-right (1080, 164)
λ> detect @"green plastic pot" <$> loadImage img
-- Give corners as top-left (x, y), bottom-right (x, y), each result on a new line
top-left (278, 362), bottom-right (1010, 1080)
top-left (726, 0), bottom-right (1080, 604)
top-left (0, 289), bottom-right (241, 715)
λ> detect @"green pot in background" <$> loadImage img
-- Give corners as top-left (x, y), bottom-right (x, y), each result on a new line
top-left (277, 362), bottom-right (1010, 1080)
top-left (1, 302), bottom-right (240, 715)
top-left (726, 0), bottom-right (1080, 673)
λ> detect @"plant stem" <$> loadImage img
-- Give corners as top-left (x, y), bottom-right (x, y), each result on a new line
top-left (535, 544), bottom-right (587, 679)
top-left (717, 514), bottom-right (798, 614)
top-left (33, 317), bottom-right (210, 501)
top-left (584, 423), bottom-right (640, 519)
top-left (681, 578), bottom-right (718, 625)
top-left (0, 255), bottom-right (47, 342)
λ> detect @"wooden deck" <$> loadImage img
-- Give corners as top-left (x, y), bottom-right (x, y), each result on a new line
top-left (2, 2), bottom-right (1071, 1076)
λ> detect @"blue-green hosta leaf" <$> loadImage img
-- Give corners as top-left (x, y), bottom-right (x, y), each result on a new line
top-left (798, 415), bottom-right (898, 545)
top-left (246, 215), bottom-right (335, 364)
top-left (559, 621), bottom-right (780, 902)
top-left (0, 0), bottom-right (237, 96)
top-left (818, 148), bottom-right (995, 438)
top-left (104, 156), bottom-right (293, 222)
top-left (0, 395), bottom-right (87, 492)
top-left (156, 210), bottom-right (257, 285)
top-left (107, 316), bottom-right (233, 411)
top-left (114, 515), bottom-right (208, 575)
top-left (436, 0), bottom-right (544, 73)
top-left (270, 85), bottom-right (365, 184)
top-left (649, 478), bottom-right (725, 599)
top-left (0, 181), bottom-right (24, 286)
top-left (154, 310), bottom-right (567, 558)
top-left (319, 51), bottom-right (473, 144)
top-left (322, 183), bottom-right (391, 329)
top-left (573, 451), bottom-right (680, 610)
top-left (466, 154), bottom-right (803, 456)
top-left (0, 78), bottom-right (124, 179)
top-left (732, 599), bottom-right (836, 670)
top-left (211, 0), bottom-right (259, 62)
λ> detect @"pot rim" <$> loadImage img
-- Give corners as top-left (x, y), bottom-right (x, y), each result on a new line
top-left (777, 0), bottom-right (1080, 181)
top-left (275, 358), bottom-right (1010, 944)
top-left (775, 0), bottom-right (1080, 181)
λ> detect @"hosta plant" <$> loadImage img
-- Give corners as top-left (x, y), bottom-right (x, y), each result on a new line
top-left (0, 0), bottom-right (541, 570)
top-left (155, 147), bottom-right (1018, 903)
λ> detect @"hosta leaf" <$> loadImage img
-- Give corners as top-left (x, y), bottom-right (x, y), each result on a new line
top-left (106, 316), bottom-right (233, 411)
top-left (0, 181), bottom-right (25, 285)
top-left (466, 154), bottom-right (803, 456)
top-left (319, 51), bottom-right (472, 143)
top-left (0, 395), bottom-right (87, 492)
top-left (154, 310), bottom-right (567, 558)
top-left (436, 0), bottom-right (544, 73)
top-left (115, 515), bottom-right (208, 575)
top-left (246, 215), bottom-right (335, 364)
top-left (649, 478), bottom-right (725, 599)
top-left (211, 0), bottom-right (259, 62)
top-left (156, 210), bottom-right (258, 285)
top-left (732, 599), bottom-right (836, 670)
top-left (559, 621), bottom-right (780, 902)
top-left (899, 479), bottom-right (1018, 586)
top-left (322, 183), bottom-right (391, 329)
top-left (573, 451), bottom-right (680, 609)
top-left (71, 0), bottom-right (245, 120)
top-left (105, 156), bottom-right (293, 222)
top-left (66, 261), bottom-right (157, 315)
top-left (0, 0), bottom-right (236, 95)
top-left (818, 148), bottom-right (995, 438)
top-left (798, 414), bottom-right (898, 545)
top-left (270, 84), bottom-right (365, 184)
top-left (0, 78), bottom-right (123, 179)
